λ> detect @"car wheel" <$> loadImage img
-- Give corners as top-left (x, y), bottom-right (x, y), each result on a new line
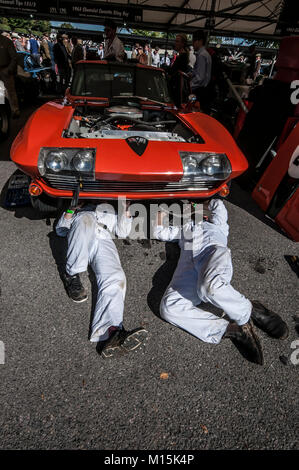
top-left (30, 193), bottom-right (59, 215)
top-left (0, 104), bottom-right (10, 141)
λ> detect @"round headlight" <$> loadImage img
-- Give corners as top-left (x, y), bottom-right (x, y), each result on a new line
top-left (72, 151), bottom-right (94, 172)
top-left (201, 156), bottom-right (222, 176)
top-left (45, 152), bottom-right (67, 172)
top-left (183, 155), bottom-right (198, 175)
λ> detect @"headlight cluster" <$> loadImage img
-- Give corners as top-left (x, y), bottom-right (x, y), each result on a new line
top-left (179, 152), bottom-right (231, 180)
top-left (38, 148), bottom-right (96, 176)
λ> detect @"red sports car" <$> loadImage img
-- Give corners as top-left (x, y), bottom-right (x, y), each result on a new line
top-left (10, 61), bottom-right (248, 213)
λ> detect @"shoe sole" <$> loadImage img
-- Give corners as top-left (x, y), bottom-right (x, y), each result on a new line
top-left (101, 345), bottom-right (124, 359)
top-left (71, 296), bottom-right (88, 303)
top-left (121, 328), bottom-right (148, 352)
top-left (100, 328), bottom-right (148, 359)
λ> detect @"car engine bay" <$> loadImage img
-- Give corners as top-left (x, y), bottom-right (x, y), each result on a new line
top-left (63, 102), bottom-right (204, 143)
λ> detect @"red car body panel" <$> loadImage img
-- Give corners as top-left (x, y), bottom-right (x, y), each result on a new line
top-left (11, 62), bottom-right (248, 201)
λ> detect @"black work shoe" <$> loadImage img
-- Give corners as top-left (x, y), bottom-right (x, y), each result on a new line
top-left (224, 321), bottom-right (264, 365)
top-left (251, 300), bottom-right (289, 340)
top-left (62, 272), bottom-right (87, 303)
top-left (97, 327), bottom-right (148, 358)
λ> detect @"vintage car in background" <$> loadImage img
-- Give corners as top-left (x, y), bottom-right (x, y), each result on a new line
top-left (10, 60), bottom-right (248, 213)
top-left (16, 51), bottom-right (53, 103)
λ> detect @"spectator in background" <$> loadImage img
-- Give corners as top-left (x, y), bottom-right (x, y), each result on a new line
top-left (71, 37), bottom-right (84, 67)
top-left (152, 46), bottom-right (160, 67)
top-left (190, 30), bottom-right (212, 112)
top-left (246, 44), bottom-right (256, 79)
top-left (189, 45), bottom-right (196, 68)
top-left (160, 52), bottom-right (170, 67)
top-left (98, 43), bottom-right (104, 59)
top-left (137, 46), bottom-right (147, 65)
top-left (131, 43), bottom-right (140, 60)
top-left (169, 33), bottom-right (190, 75)
top-left (254, 53), bottom-right (262, 80)
top-left (103, 19), bottom-right (125, 62)
top-left (0, 32), bottom-right (20, 118)
top-left (11, 33), bottom-right (25, 52)
top-left (62, 33), bottom-right (72, 58)
top-left (144, 43), bottom-right (152, 66)
top-left (29, 34), bottom-right (40, 67)
top-left (40, 34), bottom-right (52, 67)
top-left (168, 33), bottom-right (190, 107)
top-left (53, 32), bottom-right (71, 95)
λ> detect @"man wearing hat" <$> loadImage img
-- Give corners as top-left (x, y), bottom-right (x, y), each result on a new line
top-left (11, 33), bottom-right (25, 52)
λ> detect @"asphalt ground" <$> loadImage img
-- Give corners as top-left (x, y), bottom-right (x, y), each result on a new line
top-left (0, 100), bottom-right (298, 450)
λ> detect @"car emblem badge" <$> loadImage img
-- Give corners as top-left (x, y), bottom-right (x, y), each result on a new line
top-left (126, 136), bottom-right (148, 156)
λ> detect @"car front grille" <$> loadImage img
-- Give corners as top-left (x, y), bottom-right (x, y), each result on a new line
top-left (43, 174), bottom-right (221, 192)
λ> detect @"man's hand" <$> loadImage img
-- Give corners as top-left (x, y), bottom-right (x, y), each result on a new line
top-left (64, 202), bottom-right (84, 219)
top-left (156, 211), bottom-right (167, 226)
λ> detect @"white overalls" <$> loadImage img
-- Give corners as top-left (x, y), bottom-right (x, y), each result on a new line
top-left (154, 199), bottom-right (252, 344)
top-left (56, 205), bottom-right (132, 342)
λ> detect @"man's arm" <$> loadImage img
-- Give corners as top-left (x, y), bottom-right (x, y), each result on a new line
top-left (55, 204), bottom-right (83, 237)
top-left (115, 200), bottom-right (133, 238)
top-left (208, 199), bottom-right (229, 236)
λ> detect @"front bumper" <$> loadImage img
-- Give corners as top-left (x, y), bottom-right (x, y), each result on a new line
top-left (34, 176), bottom-right (229, 200)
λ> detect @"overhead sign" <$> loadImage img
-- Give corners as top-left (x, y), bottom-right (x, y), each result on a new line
top-left (0, 0), bottom-right (143, 23)
top-left (0, 0), bottom-right (38, 14)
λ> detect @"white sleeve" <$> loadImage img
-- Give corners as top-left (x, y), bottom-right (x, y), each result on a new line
top-left (153, 224), bottom-right (181, 242)
top-left (115, 214), bottom-right (133, 238)
top-left (55, 212), bottom-right (73, 237)
top-left (208, 199), bottom-right (228, 226)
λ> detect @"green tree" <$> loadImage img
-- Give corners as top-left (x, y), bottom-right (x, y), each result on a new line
top-left (60, 23), bottom-right (74, 29)
top-left (0, 16), bottom-right (51, 34)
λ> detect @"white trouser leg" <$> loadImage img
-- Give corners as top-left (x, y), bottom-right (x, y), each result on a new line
top-left (160, 257), bottom-right (229, 344)
top-left (66, 213), bottom-right (96, 276)
top-left (90, 239), bottom-right (126, 342)
top-left (196, 245), bottom-right (252, 326)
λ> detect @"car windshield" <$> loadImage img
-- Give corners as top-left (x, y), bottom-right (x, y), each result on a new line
top-left (70, 62), bottom-right (172, 103)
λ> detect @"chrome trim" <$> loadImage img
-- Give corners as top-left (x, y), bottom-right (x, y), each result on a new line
top-left (43, 174), bottom-right (220, 192)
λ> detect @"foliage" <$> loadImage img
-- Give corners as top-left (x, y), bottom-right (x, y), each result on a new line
top-left (0, 17), bottom-right (51, 34)
top-left (0, 23), bottom-right (10, 31)
top-left (59, 23), bottom-right (75, 29)
top-left (131, 29), bottom-right (176, 40)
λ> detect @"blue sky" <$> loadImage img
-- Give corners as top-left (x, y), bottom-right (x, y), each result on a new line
top-left (51, 21), bottom-right (104, 31)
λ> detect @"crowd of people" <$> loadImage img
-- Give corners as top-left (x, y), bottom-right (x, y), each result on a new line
top-left (0, 18), bottom-right (265, 116)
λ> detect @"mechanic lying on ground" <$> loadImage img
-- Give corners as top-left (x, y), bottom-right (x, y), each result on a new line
top-left (56, 201), bottom-right (147, 358)
top-left (154, 199), bottom-right (288, 365)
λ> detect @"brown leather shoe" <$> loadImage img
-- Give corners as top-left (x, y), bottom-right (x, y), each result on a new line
top-left (251, 301), bottom-right (289, 340)
top-left (224, 321), bottom-right (264, 365)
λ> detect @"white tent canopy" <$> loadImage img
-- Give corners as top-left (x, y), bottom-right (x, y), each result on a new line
top-left (82, 0), bottom-right (286, 38)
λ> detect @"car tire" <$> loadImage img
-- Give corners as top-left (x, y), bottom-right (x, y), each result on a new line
top-left (0, 103), bottom-right (10, 142)
top-left (30, 193), bottom-right (59, 215)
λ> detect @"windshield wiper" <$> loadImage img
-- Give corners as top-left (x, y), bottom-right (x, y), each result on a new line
top-left (112, 95), bottom-right (170, 107)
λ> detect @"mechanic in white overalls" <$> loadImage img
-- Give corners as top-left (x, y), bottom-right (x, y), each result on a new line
top-left (56, 201), bottom-right (147, 358)
top-left (154, 199), bottom-right (288, 365)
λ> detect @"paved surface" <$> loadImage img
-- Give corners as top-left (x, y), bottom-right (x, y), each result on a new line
top-left (0, 102), bottom-right (298, 450)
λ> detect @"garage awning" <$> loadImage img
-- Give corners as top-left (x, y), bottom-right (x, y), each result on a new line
top-left (0, 0), bottom-right (298, 40)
